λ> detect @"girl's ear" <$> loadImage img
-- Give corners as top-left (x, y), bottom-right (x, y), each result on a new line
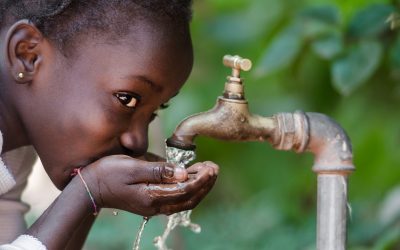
top-left (5, 19), bottom-right (44, 84)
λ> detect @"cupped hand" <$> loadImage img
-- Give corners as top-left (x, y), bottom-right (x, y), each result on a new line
top-left (80, 155), bottom-right (219, 216)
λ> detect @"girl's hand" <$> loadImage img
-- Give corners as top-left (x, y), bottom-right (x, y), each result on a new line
top-left (80, 155), bottom-right (218, 216)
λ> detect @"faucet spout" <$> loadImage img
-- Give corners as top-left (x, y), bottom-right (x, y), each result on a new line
top-left (166, 97), bottom-right (276, 150)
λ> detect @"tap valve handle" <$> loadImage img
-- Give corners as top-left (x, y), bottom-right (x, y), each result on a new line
top-left (222, 55), bottom-right (252, 100)
top-left (223, 55), bottom-right (252, 78)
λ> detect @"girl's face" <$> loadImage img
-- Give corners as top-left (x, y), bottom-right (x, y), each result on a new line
top-left (15, 21), bottom-right (193, 189)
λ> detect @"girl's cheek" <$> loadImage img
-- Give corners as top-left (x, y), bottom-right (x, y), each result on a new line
top-left (85, 114), bottom-right (121, 141)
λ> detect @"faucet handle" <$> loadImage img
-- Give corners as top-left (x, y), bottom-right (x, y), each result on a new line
top-left (222, 55), bottom-right (252, 100)
top-left (223, 55), bottom-right (252, 78)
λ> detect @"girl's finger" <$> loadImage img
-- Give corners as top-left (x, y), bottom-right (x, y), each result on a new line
top-left (186, 161), bottom-right (219, 175)
top-left (144, 163), bottom-right (218, 205)
top-left (122, 158), bottom-right (188, 184)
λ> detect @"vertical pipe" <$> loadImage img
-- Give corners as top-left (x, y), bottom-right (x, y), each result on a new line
top-left (316, 173), bottom-right (349, 250)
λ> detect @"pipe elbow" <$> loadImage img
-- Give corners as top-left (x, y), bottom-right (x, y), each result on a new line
top-left (305, 112), bottom-right (355, 173)
top-left (272, 111), bottom-right (354, 173)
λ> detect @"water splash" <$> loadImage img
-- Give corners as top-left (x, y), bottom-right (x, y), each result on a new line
top-left (164, 146), bottom-right (196, 168)
top-left (153, 146), bottom-right (200, 250)
top-left (132, 217), bottom-right (149, 250)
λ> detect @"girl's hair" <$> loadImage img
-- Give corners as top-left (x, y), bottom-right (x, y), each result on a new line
top-left (1, 0), bottom-right (193, 54)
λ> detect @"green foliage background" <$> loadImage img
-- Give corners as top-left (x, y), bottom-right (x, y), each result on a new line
top-left (86, 0), bottom-right (400, 249)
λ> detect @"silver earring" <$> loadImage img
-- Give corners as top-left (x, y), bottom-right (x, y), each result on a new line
top-left (17, 72), bottom-right (24, 79)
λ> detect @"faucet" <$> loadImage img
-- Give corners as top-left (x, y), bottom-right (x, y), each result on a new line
top-left (167, 55), bottom-right (355, 250)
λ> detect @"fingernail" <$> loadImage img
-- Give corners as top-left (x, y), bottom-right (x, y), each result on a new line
top-left (164, 166), bottom-right (174, 178)
top-left (174, 168), bottom-right (188, 181)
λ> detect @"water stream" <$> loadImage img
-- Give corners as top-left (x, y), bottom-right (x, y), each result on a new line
top-left (132, 146), bottom-right (199, 250)
top-left (153, 146), bottom-right (200, 250)
top-left (132, 217), bottom-right (149, 250)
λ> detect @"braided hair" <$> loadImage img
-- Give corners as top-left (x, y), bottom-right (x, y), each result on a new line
top-left (0, 0), bottom-right (193, 54)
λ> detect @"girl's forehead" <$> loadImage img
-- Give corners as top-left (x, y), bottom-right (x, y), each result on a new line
top-left (57, 21), bottom-right (193, 94)
top-left (71, 20), bottom-right (192, 59)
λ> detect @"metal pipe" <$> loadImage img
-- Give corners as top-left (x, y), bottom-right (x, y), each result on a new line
top-left (317, 174), bottom-right (348, 250)
top-left (307, 112), bottom-right (354, 250)
top-left (272, 112), bottom-right (354, 250)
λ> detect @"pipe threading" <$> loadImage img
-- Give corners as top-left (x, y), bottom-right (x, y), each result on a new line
top-left (273, 111), bottom-right (309, 153)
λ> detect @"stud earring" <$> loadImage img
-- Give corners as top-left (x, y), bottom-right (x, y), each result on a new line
top-left (17, 72), bottom-right (24, 79)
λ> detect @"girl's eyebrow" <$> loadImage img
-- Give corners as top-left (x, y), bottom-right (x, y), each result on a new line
top-left (123, 75), bottom-right (163, 93)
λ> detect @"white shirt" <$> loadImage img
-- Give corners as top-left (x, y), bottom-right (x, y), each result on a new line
top-left (0, 131), bottom-right (47, 250)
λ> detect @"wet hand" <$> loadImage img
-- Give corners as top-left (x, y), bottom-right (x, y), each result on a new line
top-left (145, 161), bottom-right (219, 215)
top-left (80, 156), bottom-right (218, 216)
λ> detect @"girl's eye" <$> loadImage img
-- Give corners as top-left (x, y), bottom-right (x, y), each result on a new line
top-left (114, 93), bottom-right (141, 109)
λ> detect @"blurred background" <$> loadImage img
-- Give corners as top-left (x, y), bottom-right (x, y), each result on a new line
top-left (23, 0), bottom-right (400, 249)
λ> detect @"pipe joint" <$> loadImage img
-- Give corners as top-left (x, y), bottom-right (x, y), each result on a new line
top-left (272, 111), bottom-right (309, 152)
top-left (306, 112), bottom-right (355, 174)
top-left (272, 111), bottom-right (355, 174)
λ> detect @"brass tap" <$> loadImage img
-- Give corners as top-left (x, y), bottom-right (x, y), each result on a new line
top-left (166, 55), bottom-right (276, 150)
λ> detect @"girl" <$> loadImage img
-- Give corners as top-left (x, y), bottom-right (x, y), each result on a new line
top-left (0, 0), bottom-right (219, 249)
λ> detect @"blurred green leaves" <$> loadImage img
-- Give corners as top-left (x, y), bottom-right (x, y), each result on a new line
top-left (256, 22), bottom-right (304, 76)
top-left (311, 31), bottom-right (343, 59)
top-left (389, 33), bottom-right (400, 79)
top-left (255, 2), bottom-right (398, 95)
top-left (347, 4), bottom-right (394, 39)
top-left (299, 5), bottom-right (341, 38)
top-left (332, 40), bottom-right (383, 95)
top-left (256, 5), bottom-right (341, 76)
top-left (207, 0), bottom-right (285, 44)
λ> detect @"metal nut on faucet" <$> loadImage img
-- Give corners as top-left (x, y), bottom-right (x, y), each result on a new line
top-left (273, 111), bottom-right (309, 152)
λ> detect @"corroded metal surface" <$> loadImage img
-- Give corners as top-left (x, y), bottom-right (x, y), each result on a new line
top-left (271, 111), bottom-right (309, 152)
top-left (166, 97), bottom-right (277, 149)
top-left (305, 112), bottom-right (354, 173)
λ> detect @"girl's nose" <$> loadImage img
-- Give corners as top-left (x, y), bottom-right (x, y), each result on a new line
top-left (120, 124), bottom-right (149, 157)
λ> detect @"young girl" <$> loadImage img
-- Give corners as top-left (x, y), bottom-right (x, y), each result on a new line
top-left (0, 1), bottom-right (219, 249)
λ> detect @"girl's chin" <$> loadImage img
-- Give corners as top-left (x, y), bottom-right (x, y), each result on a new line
top-left (47, 157), bottom-right (99, 190)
